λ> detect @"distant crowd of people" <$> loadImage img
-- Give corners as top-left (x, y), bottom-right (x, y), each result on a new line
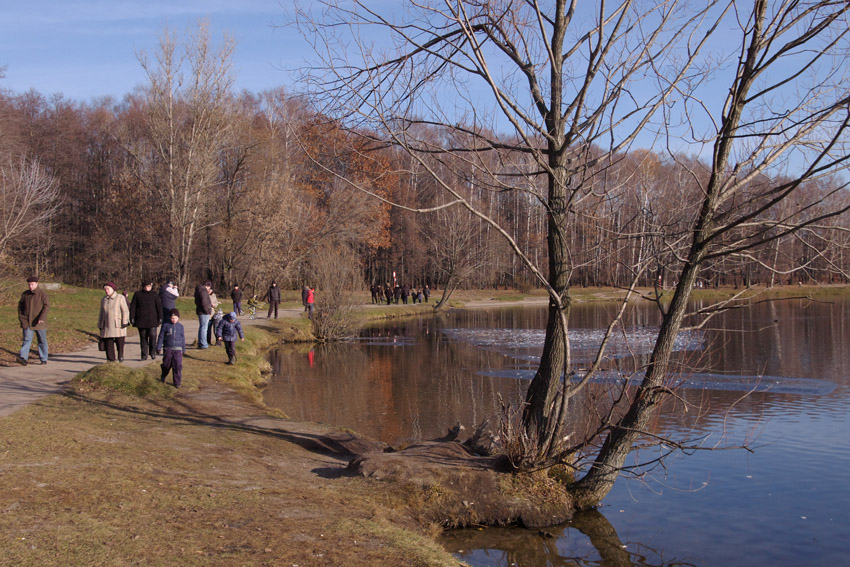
top-left (369, 283), bottom-right (430, 305)
top-left (15, 277), bottom-right (315, 388)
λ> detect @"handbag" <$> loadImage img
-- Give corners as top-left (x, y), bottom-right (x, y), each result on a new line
top-left (98, 337), bottom-right (106, 352)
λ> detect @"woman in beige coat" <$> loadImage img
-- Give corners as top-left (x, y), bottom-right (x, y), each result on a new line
top-left (99, 282), bottom-right (130, 362)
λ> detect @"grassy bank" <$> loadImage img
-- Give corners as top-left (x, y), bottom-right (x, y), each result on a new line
top-left (0, 323), bottom-right (461, 566)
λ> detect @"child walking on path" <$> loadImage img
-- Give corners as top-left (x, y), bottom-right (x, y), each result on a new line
top-left (156, 308), bottom-right (186, 387)
top-left (215, 312), bottom-right (244, 365)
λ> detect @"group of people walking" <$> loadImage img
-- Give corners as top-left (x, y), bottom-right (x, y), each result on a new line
top-left (15, 276), bottom-right (248, 389)
top-left (370, 283), bottom-right (430, 305)
top-left (16, 276), bottom-right (319, 387)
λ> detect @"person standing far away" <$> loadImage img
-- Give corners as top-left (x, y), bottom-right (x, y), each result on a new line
top-left (99, 282), bottom-right (130, 362)
top-left (159, 280), bottom-right (179, 323)
top-left (17, 275), bottom-right (50, 365)
top-left (423, 284), bottom-right (431, 303)
top-left (129, 279), bottom-right (162, 361)
top-left (301, 284), bottom-right (310, 312)
top-left (156, 308), bottom-right (186, 388)
top-left (267, 281), bottom-right (281, 319)
top-left (194, 280), bottom-right (213, 349)
top-left (306, 286), bottom-right (315, 320)
top-left (231, 284), bottom-right (243, 315)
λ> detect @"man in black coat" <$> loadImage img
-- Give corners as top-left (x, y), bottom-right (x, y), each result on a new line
top-left (267, 281), bottom-right (281, 319)
top-left (231, 285), bottom-right (243, 315)
top-left (129, 280), bottom-right (163, 361)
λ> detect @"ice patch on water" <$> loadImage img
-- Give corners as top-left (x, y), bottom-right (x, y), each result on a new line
top-left (353, 336), bottom-right (417, 347)
top-left (477, 369), bottom-right (836, 395)
top-left (670, 372), bottom-right (836, 395)
top-left (440, 327), bottom-right (703, 359)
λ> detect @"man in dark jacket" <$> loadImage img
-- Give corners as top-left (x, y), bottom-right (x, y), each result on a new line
top-left (194, 281), bottom-right (213, 349)
top-left (266, 281), bottom-right (281, 319)
top-left (230, 285), bottom-right (243, 315)
top-left (17, 275), bottom-right (50, 365)
top-left (129, 280), bottom-right (163, 361)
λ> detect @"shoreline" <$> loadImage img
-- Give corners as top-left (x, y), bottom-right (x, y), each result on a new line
top-left (1, 284), bottom-right (848, 564)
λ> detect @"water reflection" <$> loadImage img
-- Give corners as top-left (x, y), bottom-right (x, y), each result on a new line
top-left (441, 509), bottom-right (695, 567)
top-left (264, 298), bottom-right (850, 567)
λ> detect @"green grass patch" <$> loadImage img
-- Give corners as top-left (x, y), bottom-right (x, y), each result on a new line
top-left (358, 302), bottom-right (434, 321)
top-left (253, 316), bottom-right (315, 342)
top-left (73, 363), bottom-right (175, 399)
top-left (492, 294), bottom-right (526, 302)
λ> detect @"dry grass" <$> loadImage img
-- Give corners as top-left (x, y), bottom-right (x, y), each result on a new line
top-left (0, 373), bottom-right (462, 566)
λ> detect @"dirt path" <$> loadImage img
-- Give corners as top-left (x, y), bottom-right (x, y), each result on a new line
top-left (0, 309), bottom-right (301, 417)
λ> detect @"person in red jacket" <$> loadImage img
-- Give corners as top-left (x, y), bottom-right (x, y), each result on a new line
top-left (306, 287), bottom-right (315, 320)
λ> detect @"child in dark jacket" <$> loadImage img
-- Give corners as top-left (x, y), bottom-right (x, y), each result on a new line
top-left (156, 308), bottom-right (186, 387)
top-left (215, 311), bottom-right (244, 365)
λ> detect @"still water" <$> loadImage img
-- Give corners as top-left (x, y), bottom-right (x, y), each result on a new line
top-left (264, 298), bottom-right (850, 566)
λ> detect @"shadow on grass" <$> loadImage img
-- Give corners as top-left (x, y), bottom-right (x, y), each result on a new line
top-left (60, 388), bottom-right (367, 474)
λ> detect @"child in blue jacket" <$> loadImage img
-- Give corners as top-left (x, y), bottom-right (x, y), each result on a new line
top-left (215, 311), bottom-right (244, 365)
top-left (156, 308), bottom-right (186, 387)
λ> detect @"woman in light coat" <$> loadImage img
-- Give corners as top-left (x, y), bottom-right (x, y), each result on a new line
top-left (99, 282), bottom-right (130, 362)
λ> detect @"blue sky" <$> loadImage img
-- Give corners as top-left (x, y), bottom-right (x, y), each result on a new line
top-left (0, 1), bottom-right (302, 101)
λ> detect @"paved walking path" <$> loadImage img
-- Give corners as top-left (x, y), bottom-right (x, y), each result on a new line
top-left (0, 310), bottom-right (302, 418)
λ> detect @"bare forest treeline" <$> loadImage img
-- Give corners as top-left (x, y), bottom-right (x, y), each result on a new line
top-left (1, 79), bottom-right (848, 294)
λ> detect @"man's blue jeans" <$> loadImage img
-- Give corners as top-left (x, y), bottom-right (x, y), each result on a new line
top-left (20, 329), bottom-right (48, 362)
top-left (197, 314), bottom-right (210, 348)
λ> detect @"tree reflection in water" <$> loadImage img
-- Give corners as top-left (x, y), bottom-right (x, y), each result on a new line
top-left (440, 509), bottom-right (695, 567)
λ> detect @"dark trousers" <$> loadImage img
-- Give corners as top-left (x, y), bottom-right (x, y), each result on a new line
top-left (103, 337), bottom-right (125, 361)
top-left (224, 340), bottom-right (236, 362)
top-left (207, 317), bottom-right (221, 347)
top-left (138, 327), bottom-right (157, 358)
top-left (233, 301), bottom-right (242, 315)
top-left (268, 301), bottom-right (279, 318)
top-left (160, 349), bottom-right (183, 387)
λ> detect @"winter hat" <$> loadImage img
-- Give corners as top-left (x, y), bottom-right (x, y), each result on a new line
top-left (104, 282), bottom-right (117, 291)
top-left (26, 275), bottom-right (39, 283)
top-left (228, 311), bottom-right (237, 319)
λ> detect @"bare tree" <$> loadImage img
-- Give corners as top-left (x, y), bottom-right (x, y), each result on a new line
top-left (571, 0), bottom-right (850, 506)
top-left (422, 203), bottom-right (492, 309)
top-left (297, 0), bottom-right (722, 458)
top-left (297, 0), bottom-right (850, 511)
top-left (133, 21), bottom-right (235, 289)
top-left (0, 157), bottom-right (62, 264)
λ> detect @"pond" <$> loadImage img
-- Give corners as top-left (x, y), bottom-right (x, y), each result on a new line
top-left (264, 297), bottom-right (850, 567)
